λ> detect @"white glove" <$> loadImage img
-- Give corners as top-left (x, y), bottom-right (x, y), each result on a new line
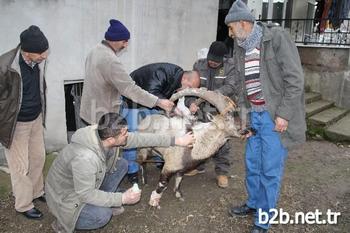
top-left (149, 190), bottom-right (162, 207)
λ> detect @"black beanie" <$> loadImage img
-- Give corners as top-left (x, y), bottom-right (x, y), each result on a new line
top-left (207, 41), bottom-right (228, 63)
top-left (20, 25), bottom-right (49, 53)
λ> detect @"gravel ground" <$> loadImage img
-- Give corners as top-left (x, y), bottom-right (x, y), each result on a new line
top-left (0, 139), bottom-right (349, 233)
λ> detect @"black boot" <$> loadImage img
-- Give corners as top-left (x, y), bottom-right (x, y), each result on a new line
top-left (228, 203), bottom-right (256, 217)
top-left (128, 172), bottom-right (139, 184)
top-left (18, 207), bottom-right (43, 219)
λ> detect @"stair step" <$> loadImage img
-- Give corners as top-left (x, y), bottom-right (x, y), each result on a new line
top-left (308, 107), bottom-right (350, 127)
top-left (305, 92), bottom-right (322, 104)
top-left (325, 114), bottom-right (350, 141)
top-left (305, 100), bottom-right (333, 117)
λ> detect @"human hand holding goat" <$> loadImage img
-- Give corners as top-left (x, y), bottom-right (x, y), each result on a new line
top-left (138, 88), bottom-right (239, 208)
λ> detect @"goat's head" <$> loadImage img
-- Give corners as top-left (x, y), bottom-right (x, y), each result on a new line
top-left (170, 88), bottom-right (240, 138)
top-left (206, 113), bottom-right (240, 138)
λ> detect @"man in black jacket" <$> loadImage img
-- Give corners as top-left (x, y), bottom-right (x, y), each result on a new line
top-left (122, 63), bottom-right (200, 183)
top-left (124, 63), bottom-right (200, 107)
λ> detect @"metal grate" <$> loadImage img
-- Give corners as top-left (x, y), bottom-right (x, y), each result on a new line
top-left (258, 18), bottom-right (350, 47)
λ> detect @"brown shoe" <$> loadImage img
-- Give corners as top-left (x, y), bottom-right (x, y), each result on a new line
top-left (184, 169), bottom-right (205, 176)
top-left (217, 175), bottom-right (228, 188)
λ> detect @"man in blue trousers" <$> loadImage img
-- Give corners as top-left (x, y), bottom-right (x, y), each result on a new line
top-left (122, 63), bottom-right (200, 184)
top-left (224, 1), bottom-right (306, 232)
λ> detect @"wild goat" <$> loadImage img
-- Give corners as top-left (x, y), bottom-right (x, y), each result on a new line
top-left (137, 88), bottom-right (240, 207)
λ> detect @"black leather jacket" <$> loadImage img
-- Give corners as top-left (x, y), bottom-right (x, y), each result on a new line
top-left (124, 63), bottom-right (184, 108)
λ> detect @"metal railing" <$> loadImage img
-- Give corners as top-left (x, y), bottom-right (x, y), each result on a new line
top-left (258, 18), bottom-right (350, 47)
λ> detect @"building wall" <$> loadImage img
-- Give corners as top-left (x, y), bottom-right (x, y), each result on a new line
top-left (0, 0), bottom-right (219, 152)
top-left (299, 46), bottom-right (350, 109)
top-left (247, 0), bottom-right (263, 19)
top-left (292, 0), bottom-right (313, 19)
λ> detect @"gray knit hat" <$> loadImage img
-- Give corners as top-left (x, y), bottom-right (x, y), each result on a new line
top-left (225, 0), bottom-right (255, 25)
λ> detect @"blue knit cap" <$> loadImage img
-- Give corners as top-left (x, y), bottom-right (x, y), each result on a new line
top-left (225, 0), bottom-right (255, 25)
top-left (104, 19), bottom-right (130, 41)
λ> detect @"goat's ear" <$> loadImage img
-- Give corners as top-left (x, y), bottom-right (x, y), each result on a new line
top-left (206, 112), bottom-right (214, 121)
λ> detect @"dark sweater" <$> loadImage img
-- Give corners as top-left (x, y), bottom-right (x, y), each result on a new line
top-left (17, 54), bottom-right (42, 122)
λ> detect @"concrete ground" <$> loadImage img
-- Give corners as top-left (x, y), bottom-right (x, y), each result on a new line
top-left (0, 139), bottom-right (349, 233)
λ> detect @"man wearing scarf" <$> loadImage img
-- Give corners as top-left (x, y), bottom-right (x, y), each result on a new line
top-left (224, 1), bottom-right (306, 232)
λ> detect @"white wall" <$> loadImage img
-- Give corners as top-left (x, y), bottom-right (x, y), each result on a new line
top-left (0, 0), bottom-right (219, 152)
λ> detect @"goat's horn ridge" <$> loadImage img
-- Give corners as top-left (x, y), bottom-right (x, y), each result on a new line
top-left (170, 88), bottom-right (236, 114)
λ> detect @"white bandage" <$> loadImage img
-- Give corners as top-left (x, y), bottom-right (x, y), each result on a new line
top-left (149, 190), bottom-right (162, 207)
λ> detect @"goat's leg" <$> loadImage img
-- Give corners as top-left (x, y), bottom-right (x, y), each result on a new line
top-left (138, 148), bottom-right (152, 185)
top-left (149, 171), bottom-right (174, 207)
top-left (173, 172), bottom-right (184, 201)
top-left (172, 160), bottom-right (203, 202)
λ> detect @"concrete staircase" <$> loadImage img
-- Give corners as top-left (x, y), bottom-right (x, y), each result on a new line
top-left (305, 92), bottom-right (350, 142)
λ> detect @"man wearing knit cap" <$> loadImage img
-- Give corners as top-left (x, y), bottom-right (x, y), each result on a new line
top-left (80, 19), bottom-right (175, 126)
top-left (225, 1), bottom-right (305, 232)
top-left (185, 41), bottom-right (238, 189)
top-left (0, 25), bottom-right (49, 219)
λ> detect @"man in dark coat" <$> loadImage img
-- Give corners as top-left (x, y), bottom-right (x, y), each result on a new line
top-left (225, 1), bottom-right (306, 232)
top-left (0, 25), bottom-right (49, 219)
top-left (185, 41), bottom-right (238, 189)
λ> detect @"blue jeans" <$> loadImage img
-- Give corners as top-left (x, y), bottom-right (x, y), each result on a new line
top-left (245, 111), bottom-right (288, 230)
top-left (121, 108), bottom-right (159, 174)
top-left (75, 158), bottom-right (128, 230)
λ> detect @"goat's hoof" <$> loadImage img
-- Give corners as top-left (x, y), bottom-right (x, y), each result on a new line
top-left (175, 192), bottom-right (182, 199)
top-left (175, 192), bottom-right (185, 201)
top-left (148, 200), bottom-right (160, 207)
top-left (149, 190), bottom-right (162, 208)
top-left (149, 204), bottom-right (161, 210)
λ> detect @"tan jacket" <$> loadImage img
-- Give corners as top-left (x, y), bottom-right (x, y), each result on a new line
top-left (45, 125), bottom-right (174, 233)
top-left (80, 42), bottom-right (158, 124)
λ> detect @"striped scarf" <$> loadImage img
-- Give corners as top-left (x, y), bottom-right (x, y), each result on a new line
top-left (244, 47), bottom-right (265, 106)
top-left (239, 22), bottom-right (266, 108)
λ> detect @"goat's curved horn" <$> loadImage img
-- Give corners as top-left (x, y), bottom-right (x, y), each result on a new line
top-left (170, 88), bottom-right (236, 115)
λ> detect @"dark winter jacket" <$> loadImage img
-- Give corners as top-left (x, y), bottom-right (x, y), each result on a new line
top-left (188, 57), bottom-right (237, 122)
top-left (0, 46), bottom-right (47, 148)
top-left (193, 57), bottom-right (237, 99)
top-left (124, 63), bottom-right (184, 108)
top-left (233, 22), bottom-right (306, 148)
